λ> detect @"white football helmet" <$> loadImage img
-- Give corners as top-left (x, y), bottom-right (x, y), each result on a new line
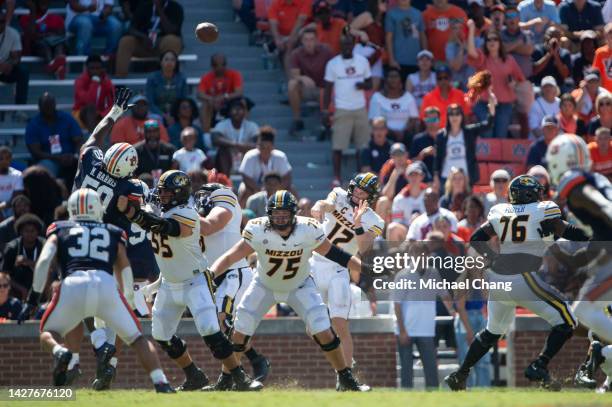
top-left (546, 133), bottom-right (592, 186)
top-left (68, 188), bottom-right (104, 222)
top-left (104, 142), bottom-right (138, 178)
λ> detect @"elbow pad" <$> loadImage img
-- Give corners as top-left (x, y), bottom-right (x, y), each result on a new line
top-left (132, 210), bottom-right (181, 236)
top-left (324, 245), bottom-right (352, 268)
top-left (562, 224), bottom-right (590, 241)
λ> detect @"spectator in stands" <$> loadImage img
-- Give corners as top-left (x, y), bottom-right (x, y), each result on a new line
top-left (384, 0), bottom-right (426, 80)
top-left (172, 127), bottom-right (207, 173)
top-left (0, 195), bottom-right (30, 253)
top-left (297, 197), bottom-right (312, 217)
top-left (360, 116), bottom-right (391, 174)
top-left (302, 1), bottom-right (345, 55)
top-left (422, 0), bottom-right (467, 62)
top-left (439, 166), bottom-right (471, 219)
top-left (0, 272), bottom-right (21, 320)
top-left (593, 23), bottom-right (612, 92)
top-left (323, 34), bottom-right (372, 186)
top-left (589, 127), bottom-right (612, 177)
top-left (288, 28), bottom-right (333, 136)
top-left (573, 69), bottom-right (606, 125)
top-left (110, 94), bottom-right (170, 145)
top-left (115, 0), bottom-right (183, 78)
top-left (456, 194), bottom-right (485, 242)
top-left (532, 27), bottom-right (571, 88)
top-left (406, 50), bottom-right (436, 108)
top-left (406, 187), bottom-right (458, 240)
top-left (380, 142), bottom-right (411, 199)
top-left (66, 0), bottom-right (123, 56)
top-left (73, 54), bottom-right (115, 129)
top-left (467, 22), bottom-right (524, 138)
top-left (0, 9), bottom-right (29, 108)
top-left (388, 162), bottom-right (426, 240)
top-left (268, 0), bottom-right (311, 75)
top-left (420, 65), bottom-right (468, 128)
top-left (238, 127), bottom-right (293, 205)
top-left (22, 166), bottom-right (63, 226)
top-left (467, 0), bottom-right (491, 46)
top-left (517, 0), bottom-right (560, 45)
top-left (490, 4), bottom-right (506, 32)
top-left (232, 0), bottom-right (256, 32)
top-left (369, 67), bottom-right (419, 143)
top-left (168, 97), bottom-right (204, 150)
top-left (411, 106), bottom-right (441, 178)
top-left (560, 0), bottom-right (604, 43)
top-left (146, 50), bottom-right (187, 126)
top-left (527, 115), bottom-right (560, 169)
top-left (187, 169), bottom-right (232, 197)
top-left (1, 0), bottom-right (14, 23)
top-left (483, 168), bottom-right (509, 214)
top-left (446, 18), bottom-right (474, 91)
top-left (434, 101), bottom-right (495, 189)
top-left (349, 0), bottom-right (386, 90)
top-left (25, 93), bottom-right (82, 184)
top-left (134, 119), bottom-right (178, 178)
top-left (210, 97), bottom-right (258, 176)
top-left (529, 76), bottom-right (560, 139)
top-left (246, 172), bottom-right (282, 217)
top-left (19, 0), bottom-right (67, 79)
top-left (197, 53), bottom-right (244, 132)
top-left (587, 92), bottom-right (612, 139)
top-left (0, 147), bottom-right (22, 219)
top-left (558, 93), bottom-right (587, 137)
top-left (1, 213), bottom-right (44, 299)
top-left (527, 164), bottom-right (552, 199)
top-left (572, 30), bottom-right (597, 85)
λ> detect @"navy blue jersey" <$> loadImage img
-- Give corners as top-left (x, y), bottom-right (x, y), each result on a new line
top-left (558, 170), bottom-right (612, 241)
top-left (47, 220), bottom-right (127, 278)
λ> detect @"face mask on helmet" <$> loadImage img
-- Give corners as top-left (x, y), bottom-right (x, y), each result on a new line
top-left (194, 190), bottom-right (215, 216)
top-left (347, 174), bottom-right (379, 207)
top-left (268, 209), bottom-right (294, 230)
top-left (509, 176), bottom-right (542, 204)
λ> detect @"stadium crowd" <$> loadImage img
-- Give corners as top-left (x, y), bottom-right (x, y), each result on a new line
top-left (0, 0), bottom-right (611, 390)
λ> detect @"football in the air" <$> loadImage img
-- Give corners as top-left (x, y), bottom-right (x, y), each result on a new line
top-left (195, 22), bottom-right (219, 43)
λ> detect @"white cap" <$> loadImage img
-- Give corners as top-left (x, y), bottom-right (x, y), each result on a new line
top-left (490, 169), bottom-right (510, 181)
top-left (540, 76), bottom-right (558, 88)
top-left (468, 0), bottom-right (484, 6)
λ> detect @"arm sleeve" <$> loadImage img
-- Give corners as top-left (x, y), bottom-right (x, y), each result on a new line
top-left (32, 240), bottom-right (57, 294)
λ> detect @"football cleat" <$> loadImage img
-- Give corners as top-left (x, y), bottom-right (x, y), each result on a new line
top-left (177, 368), bottom-right (209, 391)
top-left (444, 371), bottom-right (468, 391)
top-left (65, 364), bottom-right (82, 386)
top-left (574, 363), bottom-right (597, 389)
top-left (92, 366), bottom-right (116, 391)
top-left (201, 372), bottom-right (233, 391)
top-left (231, 367), bottom-right (264, 391)
top-left (251, 355), bottom-right (271, 382)
top-left (154, 382), bottom-right (176, 393)
top-left (52, 348), bottom-right (72, 386)
top-left (587, 342), bottom-right (605, 380)
top-left (524, 360), bottom-right (561, 391)
top-left (337, 368), bottom-right (371, 392)
top-left (92, 343), bottom-right (116, 391)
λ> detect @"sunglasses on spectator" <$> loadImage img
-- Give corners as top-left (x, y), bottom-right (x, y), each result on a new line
top-left (506, 12), bottom-right (519, 18)
top-left (448, 110), bottom-right (462, 116)
top-left (493, 178), bottom-right (508, 183)
top-left (424, 116), bottom-right (440, 123)
top-left (599, 101), bottom-right (612, 107)
top-left (486, 37), bottom-right (500, 42)
top-left (0, 284), bottom-right (9, 289)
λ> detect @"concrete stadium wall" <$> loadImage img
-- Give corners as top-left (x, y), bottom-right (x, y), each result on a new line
top-left (0, 317), bottom-right (397, 389)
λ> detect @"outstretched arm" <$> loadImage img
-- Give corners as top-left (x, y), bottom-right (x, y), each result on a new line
top-left (81, 87), bottom-right (134, 152)
top-left (314, 239), bottom-right (362, 282)
top-left (210, 239), bottom-right (255, 279)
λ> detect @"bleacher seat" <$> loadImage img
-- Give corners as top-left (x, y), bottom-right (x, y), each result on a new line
top-left (475, 138), bottom-right (502, 162)
top-left (498, 163), bottom-right (525, 178)
top-left (501, 139), bottom-right (531, 163)
top-left (477, 162), bottom-right (491, 186)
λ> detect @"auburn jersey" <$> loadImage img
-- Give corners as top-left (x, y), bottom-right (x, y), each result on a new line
top-left (152, 205), bottom-right (208, 283)
top-left (488, 201), bottom-right (561, 256)
top-left (202, 188), bottom-right (248, 270)
top-left (242, 216), bottom-right (326, 291)
top-left (47, 220), bottom-right (126, 278)
top-left (557, 170), bottom-right (612, 241)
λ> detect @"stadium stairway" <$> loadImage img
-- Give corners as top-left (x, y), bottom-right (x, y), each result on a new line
top-left (0, 0), bottom-right (347, 201)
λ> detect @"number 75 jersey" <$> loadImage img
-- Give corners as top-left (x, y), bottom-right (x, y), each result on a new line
top-left (487, 200), bottom-right (561, 256)
top-left (242, 216), bottom-right (326, 292)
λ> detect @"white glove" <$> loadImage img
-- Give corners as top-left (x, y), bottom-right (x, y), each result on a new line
top-left (140, 278), bottom-right (161, 303)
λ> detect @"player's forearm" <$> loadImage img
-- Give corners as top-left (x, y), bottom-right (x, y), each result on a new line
top-left (356, 233), bottom-right (374, 256)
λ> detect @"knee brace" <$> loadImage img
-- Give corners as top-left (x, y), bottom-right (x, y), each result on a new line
top-left (156, 335), bottom-right (187, 359)
top-left (232, 334), bottom-right (251, 353)
top-left (313, 329), bottom-right (341, 352)
top-left (203, 331), bottom-right (234, 360)
top-left (476, 329), bottom-right (501, 347)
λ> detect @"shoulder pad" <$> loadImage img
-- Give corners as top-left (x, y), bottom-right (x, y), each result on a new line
top-left (81, 146), bottom-right (104, 162)
top-left (210, 188), bottom-right (239, 208)
top-left (46, 220), bottom-right (75, 236)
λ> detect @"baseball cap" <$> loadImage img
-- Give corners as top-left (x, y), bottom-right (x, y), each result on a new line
top-left (584, 69), bottom-right (600, 82)
top-left (490, 169), bottom-right (510, 181)
top-left (144, 119), bottom-right (160, 130)
top-left (580, 30), bottom-right (598, 41)
top-left (435, 64), bottom-right (452, 77)
top-left (406, 162), bottom-right (424, 175)
top-left (130, 94), bottom-right (148, 104)
top-left (541, 115), bottom-right (559, 127)
top-left (390, 142), bottom-right (407, 156)
top-left (540, 76), bottom-right (558, 88)
top-left (417, 50), bottom-right (434, 60)
top-left (527, 165), bottom-right (550, 184)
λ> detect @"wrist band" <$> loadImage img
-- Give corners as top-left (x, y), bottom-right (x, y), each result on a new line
top-left (355, 227), bottom-right (365, 236)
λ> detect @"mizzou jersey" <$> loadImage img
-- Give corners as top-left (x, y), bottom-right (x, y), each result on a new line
top-left (202, 188), bottom-right (248, 270)
top-left (488, 201), bottom-right (561, 256)
top-left (557, 170), bottom-right (612, 241)
top-left (242, 216), bottom-right (326, 291)
top-left (47, 220), bottom-right (126, 278)
top-left (152, 205), bottom-right (208, 283)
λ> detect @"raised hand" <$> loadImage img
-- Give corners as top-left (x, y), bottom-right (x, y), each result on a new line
top-left (114, 87), bottom-right (134, 111)
top-left (353, 199), bottom-right (368, 228)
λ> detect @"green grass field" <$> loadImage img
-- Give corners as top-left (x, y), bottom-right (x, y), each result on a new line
top-left (8, 389), bottom-right (612, 407)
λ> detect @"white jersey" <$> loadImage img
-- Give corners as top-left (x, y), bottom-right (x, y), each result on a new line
top-left (487, 200), bottom-right (561, 256)
top-left (153, 205), bottom-right (208, 283)
top-left (202, 188), bottom-right (248, 269)
top-left (313, 188), bottom-right (384, 264)
top-left (242, 216), bottom-right (326, 291)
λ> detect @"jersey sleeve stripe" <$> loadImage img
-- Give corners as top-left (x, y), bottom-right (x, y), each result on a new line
top-left (369, 225), bottom-right (383, 236)
top-left (212, 194), bottom-right (237, 202)
top-left (212, 196), bottom-right (237, 207)
top-left (559, 175), bottom-right (587, 199)
top-left (171, 214), bottom-right (196, 227)
top-left (46, 223), bottom-right (57, 237)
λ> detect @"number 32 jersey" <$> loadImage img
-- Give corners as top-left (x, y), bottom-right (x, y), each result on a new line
top-left (242, 216), bottom-right (326, 292)
top-left (488, 201), bottom-right (561, 256)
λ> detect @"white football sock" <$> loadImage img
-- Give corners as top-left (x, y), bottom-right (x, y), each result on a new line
top-left (90, 328), bottom-right (107, 349)
top-left (68, 353), bottom-right (79, 370)
top-left (150, 369), bottom-right (168, 384)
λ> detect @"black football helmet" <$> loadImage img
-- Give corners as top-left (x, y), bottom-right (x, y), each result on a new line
top-left (154, 170), bottom-right (191, 211)
top-left (508, 175), bottom-right (543, 205)
top-left (194, 183), bottom-right (227, 216)
top-left (266, 190), bottom-right (297, 230)
top-left (347, 172), bottom-right (380, 207)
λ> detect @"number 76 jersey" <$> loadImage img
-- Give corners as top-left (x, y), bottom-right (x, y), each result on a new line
top-left (488, 200), bottom-right (561, 256)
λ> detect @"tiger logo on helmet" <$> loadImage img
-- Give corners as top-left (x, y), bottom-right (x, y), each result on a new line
top-left (347, 172), bottom-right (379, 207)
top-left (266, 190), bottom-right (297, 230)
top-left (508, 175), bottom-right (543, 205)
top-left (103, 142), bottom-right (138, 178)
top-left (153, 170), bottom-right (192, 211)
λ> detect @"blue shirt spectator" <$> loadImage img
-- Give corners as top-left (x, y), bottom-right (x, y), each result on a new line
top-left (385, 0), bottom-right (425, 74)
top-left (559, 0), bottom-right (604, 36)
top-left (360, 117), bottom-right (391, 174)
top-left (145, 50), bottom-right (188, 123)
top-left (518, 0), bottom-right (560, 44)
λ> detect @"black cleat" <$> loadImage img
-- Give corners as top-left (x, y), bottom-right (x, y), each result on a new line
top-left (444, 371), bottom-right (468, 391)
top-left (201, 372), bottom-right (233, 391)
top-left (155, 382), bottom-right (176, 393)
top-left (65, 364), bottom-right (82, 386)
top-left (92, 365), bottom-right (116, 391)
top-left (52, 349), bottom-right (72, 386)
top-left (251, 355), bottom-right (271, 382)
top-left (525, 360), bottom-right (561, 391)
top-left (337, 368), bottom-right (371, 392)
top-left (177, 368), bottom-right (209, 391)
top-left (231, 367), bottom-right (264, 391)
top-left (92, 343), bottom-right (116, 391)
top-left (587, 341), bottom-right (605, 379)
top-left (574, 363), bottom-right (597, 389)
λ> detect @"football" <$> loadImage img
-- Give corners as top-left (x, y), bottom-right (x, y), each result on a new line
top-left (195, 22), bottom-right (219, 43)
